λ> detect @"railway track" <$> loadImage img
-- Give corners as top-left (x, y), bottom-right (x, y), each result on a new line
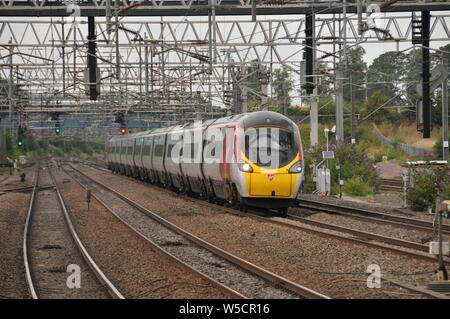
top-left (82, 160), bottom-right (446, 263)
top-left (0, 174), bottom-right (11, 185)
top-left (296, 198), bottom-right (450, 235)
top-left (62, 162), bottom-right (329, 299)
top-left (78, 160), bottom-right (449, 299)
top-left (22, 160), bottom-right (124, 299)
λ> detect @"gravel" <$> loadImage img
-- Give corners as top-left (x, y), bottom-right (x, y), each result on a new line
top-left (53, 167), bottom-right (231, 299)
top-left (0, 189), bottom-right (31, 299)
top-left (0, 164), bottom-right (40, 299)
top-left (0, 166), bottom-right (36, 190)
top-left (76, 163), bottom-right (441, 299)
top-left (65, 166), bottom-right (300, 299)
top-left (29, 166), bottom-right (110, 299)
top-left (299, 193), bottom-right (450, 225)
top-left (290, 206), bottom-right (449, 245)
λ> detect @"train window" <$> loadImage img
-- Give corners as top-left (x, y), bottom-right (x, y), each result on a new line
top-left (136, 144), bottom-right (142, 156)
top-left (143, 145), bottom-right (151, 156)
top-left (127, 146), bottom-right (133, 155)
top-left (244, 127), bottom-right (297, 168)
top-left (154, 144), bottom-right (164, 157)
top-left (166, 144), bottom-right (174, 158)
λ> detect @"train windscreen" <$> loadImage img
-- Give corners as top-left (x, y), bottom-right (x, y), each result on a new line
top-left (244, 127), bottom-right (298, 169)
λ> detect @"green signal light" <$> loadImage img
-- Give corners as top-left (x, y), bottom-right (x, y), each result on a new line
top-left (17, 140), bottom-right (23, 146)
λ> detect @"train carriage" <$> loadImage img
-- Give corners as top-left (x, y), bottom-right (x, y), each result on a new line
top-left (106, 111), bottom-right (303, 214)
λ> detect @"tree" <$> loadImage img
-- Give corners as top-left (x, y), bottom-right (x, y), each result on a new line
top-left (403, 49), bottom-right (424, 102)
top-left (272, 66), bottom-right (294, 110)
top-left (360, 91), bottom-right (391, 123)
top-left (339, 46), bottom-right (367, 104)
top-left (367, 51), bottom-right (407, 102)
top-left (430, 43), bottom-right (450, 126)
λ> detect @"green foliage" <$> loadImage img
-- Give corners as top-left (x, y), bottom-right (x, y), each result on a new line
top-left (367, 51), bottom-right (407, 102)
top-left (343, 177), bottom-right (373, 197)
top-left (407, 165), bottom-right (450, 211)
top-left (318, 97), bottom-right (337, 124)
top-left (301, 143), bottom-right (377, 196)
top-left (298, 124), bottom-right (329, 150)
top-left (4, 130), bottom-right (104, 163)
top-left (356, 125), bottom-right (381, 147)
top-left (360, 91), bottom-right (400, 123)
top-left (272, 66), bottom-right (294, 109)
top-left (433, 136), bottom-right (448, 160)
top-left (431, 91), bottom-right (450, 126)
top-left (372, 147), bottom-right (408, 163)
top-left (339, 46), bottom-right (367, 103)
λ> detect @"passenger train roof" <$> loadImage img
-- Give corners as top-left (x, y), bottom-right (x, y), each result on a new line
top-left (107, 111), bottom-right (294, 142)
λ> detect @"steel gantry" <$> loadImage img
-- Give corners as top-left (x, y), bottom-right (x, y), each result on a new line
top-left (0, 0), bottom-right (449, 141)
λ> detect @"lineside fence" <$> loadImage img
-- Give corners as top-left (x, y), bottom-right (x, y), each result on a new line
top-left (372, 124), bottom-right (434, 158)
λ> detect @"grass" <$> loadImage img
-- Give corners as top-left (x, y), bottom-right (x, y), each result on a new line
top-left (356, 123), bottom-right (411, 162)
top-left (377, 121), bottom-right (440, 149)
top-left (0, 166), bottom-right (11, 174)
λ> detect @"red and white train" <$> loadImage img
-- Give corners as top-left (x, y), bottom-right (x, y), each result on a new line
top-left (105, 111), bottom-right (304, 215)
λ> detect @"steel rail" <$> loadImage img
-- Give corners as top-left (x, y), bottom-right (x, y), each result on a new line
top-left (22, 160), bottom-right (124, 299)
top-left (61, 165), bottom-right (247, 299)
top-left (285, 214), bottom-right (439, 254)
top-left (67, 163), bottom-right (330, 299)
top-left (0, 185), bottom-right (55, 193)
top-left (22, 163), bottom-right (39, 299)
top-left (80, 161), bottom-right (450, 299)
top-left (82, 161), bottom-right (449, 265)
top-left (47, 163), bottom-right (125, 299)
top-left (206, 206), bottom-right (448, 265)
top-left (0, 175), bottom-right (11, 185)
top-left (296, 199), bottom-right (450, 235)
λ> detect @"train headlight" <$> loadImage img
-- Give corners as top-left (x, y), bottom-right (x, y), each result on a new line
top-left (239, 162), bottom-right (253, 173)
top-left (288, 161), bottom-right (303, 174)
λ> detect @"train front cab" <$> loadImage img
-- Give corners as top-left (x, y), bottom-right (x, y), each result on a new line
top-left (238, 112), bottom-right (303, 212)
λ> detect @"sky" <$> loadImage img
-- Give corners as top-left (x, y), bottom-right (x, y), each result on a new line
top-left (0, 10), bottom-right (449, 106)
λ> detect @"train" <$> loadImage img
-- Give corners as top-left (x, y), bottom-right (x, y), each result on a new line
top-left (105, 111), bottom-right (304, 215)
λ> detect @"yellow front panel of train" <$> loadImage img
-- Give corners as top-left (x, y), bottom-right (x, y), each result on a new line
top-left (250, 172), bottom-right (292, 197)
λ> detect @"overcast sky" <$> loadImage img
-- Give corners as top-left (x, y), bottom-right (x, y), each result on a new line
top-left (1, 11), bottom-right (449, 106)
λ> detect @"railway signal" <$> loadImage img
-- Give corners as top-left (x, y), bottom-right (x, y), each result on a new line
top-left (55, 122), bottom-right (61, 135)
top-left (115, 112), bottom-right (127, 135)
top-left (17, 125), bottom-right (25, 147)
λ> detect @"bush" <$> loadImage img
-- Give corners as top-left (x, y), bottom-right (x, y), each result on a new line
top-left (343, 177), bottom-right (373, 197)
top-left (433, 136), bottom-right (448, 160)
top-left (301, 143), bottom-right (377, 196)
top-left (407, 165), bottom-right (450, 211)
